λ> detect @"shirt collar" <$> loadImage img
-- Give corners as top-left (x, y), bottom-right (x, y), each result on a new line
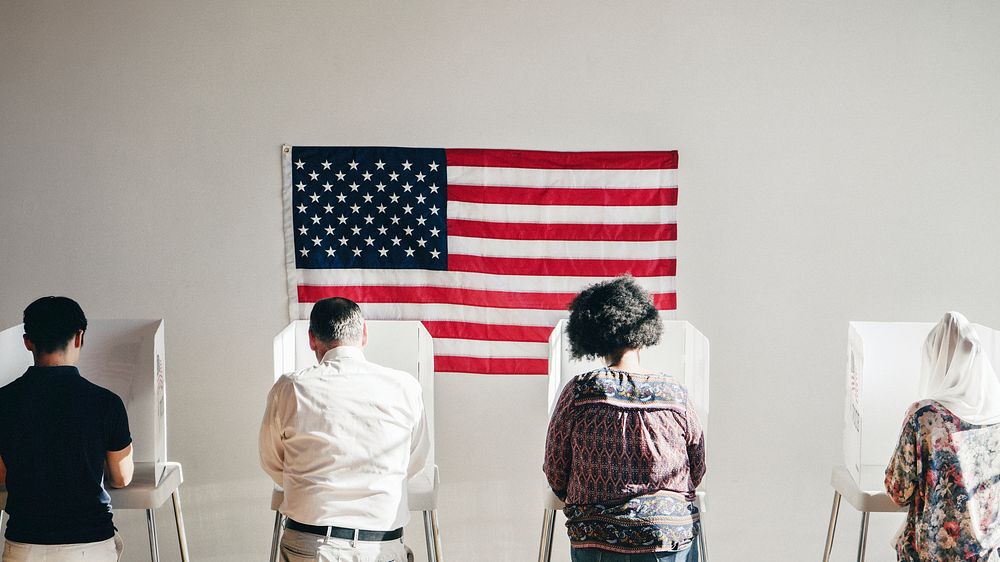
top-left (320, 346), bottom-right (365, 363)
top-left (25, 365), bottom-right (81, 378)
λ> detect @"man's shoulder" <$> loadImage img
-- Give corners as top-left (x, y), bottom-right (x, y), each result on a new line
top-left (74, 375), bottom-right (125, 405)
top-left (363, 360), bottom-right (422, 390)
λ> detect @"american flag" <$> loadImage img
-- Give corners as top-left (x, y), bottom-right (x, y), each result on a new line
top-left (283, 146), bottom-right (678, 376)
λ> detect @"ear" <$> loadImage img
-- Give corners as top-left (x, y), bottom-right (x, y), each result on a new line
top-left (22, 334), bottom-right (34, 352)
top-left (361, 322), bottom-right (368, 347)
top-left (74, 330), bottom-right (85, 349)
top-left (308, 329), bottom-right (317, 352)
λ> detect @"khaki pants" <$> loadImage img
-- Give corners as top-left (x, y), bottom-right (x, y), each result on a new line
top-left (2, 533), bottom-right (123, 561)
top-left (280, 528), bottom-right (410, 562)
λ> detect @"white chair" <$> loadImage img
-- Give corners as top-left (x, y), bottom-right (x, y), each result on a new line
top-left (269, 320), bottom-right (443, 561)
top-left (539, 319), bottom-right (710, 562)
top-left (1, 462), bottom-right (190, 562)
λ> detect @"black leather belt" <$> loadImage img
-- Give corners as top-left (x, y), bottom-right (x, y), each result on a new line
top-left (285, 518), bottom-right (403, 542)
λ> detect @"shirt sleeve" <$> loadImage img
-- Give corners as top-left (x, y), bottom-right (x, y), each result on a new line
top-left (407, 393), bottom-right (431, 480)
top-left (259, 377), bottom-right (293, 486)
top-left (106, 394), bottom-right (132, 452)
top-left (685, 402), bottom-right (706, 488)
top-left (543, 380), bottom-right (576, 500)
top-left (885, 405), bottom-right (921, 507)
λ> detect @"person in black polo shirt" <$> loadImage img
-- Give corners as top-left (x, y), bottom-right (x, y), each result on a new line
top-left (0, 297), bottom-right (134, 562)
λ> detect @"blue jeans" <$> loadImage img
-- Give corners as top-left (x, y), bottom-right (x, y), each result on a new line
top-left (570, 544), bottom-right (698, 562)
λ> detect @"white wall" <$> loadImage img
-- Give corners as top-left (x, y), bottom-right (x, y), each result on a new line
top-left (3, 1), bottom-right (1000, 560)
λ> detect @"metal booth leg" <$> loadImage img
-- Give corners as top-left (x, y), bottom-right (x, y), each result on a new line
top-left (822, 491), bottom-right (842, 562)
top-left (170, 490), bottom-right (191, 562)
top-left (270, 512), bottom-right (285, 562)
top-left (697, 515), bottom-right (708, 561)
top-left (856, 512), bottom-right (870, 562)
top-left (146, 509), bottom-right (161, 562)
top-left (422, 509), bottom-right (443, 562)
top-left (537, 508), bottom-right (556, 562)
top-left (430, 510), bottom-right (443, 562)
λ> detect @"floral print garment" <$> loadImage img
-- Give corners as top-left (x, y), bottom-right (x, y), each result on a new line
top-left (886, 400), bottom-right (1000, 562)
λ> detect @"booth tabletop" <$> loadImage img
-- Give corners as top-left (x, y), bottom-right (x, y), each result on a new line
top-left (830, 465), bottom-right (904, 513)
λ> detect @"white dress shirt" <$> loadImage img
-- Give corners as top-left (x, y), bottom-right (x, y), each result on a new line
top-left (259, 345), bottom-right (430, 530)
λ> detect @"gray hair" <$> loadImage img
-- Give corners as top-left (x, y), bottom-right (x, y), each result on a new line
top-left (309, 297), bottom-right (364, 345)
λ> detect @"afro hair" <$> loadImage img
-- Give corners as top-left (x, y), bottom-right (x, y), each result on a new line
top-left (566, 275), bottom-right (662, 361)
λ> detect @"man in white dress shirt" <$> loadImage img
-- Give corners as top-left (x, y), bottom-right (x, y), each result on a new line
top-left (259, 297), bottom-right (429, 562)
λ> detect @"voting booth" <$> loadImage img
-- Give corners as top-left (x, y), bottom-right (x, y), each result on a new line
top-left (268, 320), bottom-right (442, 562)
top-left (823, 320), bottom-right (1000, 562)
top-left (843, 321), bottom-right (1000, 489)
top-left (0, 320), bottom-right (189, 562)
top-left (538, 318), bottom-right (711, 562)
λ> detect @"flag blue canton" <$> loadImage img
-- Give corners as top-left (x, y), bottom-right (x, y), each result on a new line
top-left (291, 147), bottom-right (448, 270)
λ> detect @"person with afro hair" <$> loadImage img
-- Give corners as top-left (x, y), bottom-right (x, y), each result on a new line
top-left (543, 276), bottom-right (706, 562)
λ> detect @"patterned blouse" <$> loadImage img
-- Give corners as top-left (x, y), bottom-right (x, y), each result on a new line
top-left (543, 368), bottom-right (706, 554)
top-left (886, 400), bottom-right (1000, 562)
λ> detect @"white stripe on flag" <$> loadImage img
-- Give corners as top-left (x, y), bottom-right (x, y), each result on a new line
top-left (308, 303), bottom-right (569, 326)
top-left (297, 269), bottom-right (677, 294)
top-left (448, 237), bottom-right (677, 260)
top-left (433, 338), bottom-right (549, 358)
top-left (447, 166), bottom-right (677, 189)
top-left (447, 201), bottom-right (677, 224)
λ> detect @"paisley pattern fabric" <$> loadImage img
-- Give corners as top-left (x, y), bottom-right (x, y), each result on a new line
top-left (564, 491), bottom-right (700, 553)
top-left (544, 368), bottom-right (706, 553)
top-left (886, 400), bottom-right (1000, 562)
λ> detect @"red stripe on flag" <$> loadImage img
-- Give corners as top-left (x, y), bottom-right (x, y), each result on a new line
top-left (420, 321), bottom-right (552, 343)
top-left (434, 355), bottom-right (549, 375)
top-left (653, 293), bottom-right (677, 310)
top-left (446, 149), bottom-right (678, 170)
top-left (298, 285), bottom-right (576, 310)
top-left (448, 255), bottom-right (676, 277)
top-left (448, 185), bottom-right (678, 207)
top-left (447, 220), bottom-right (676, 242)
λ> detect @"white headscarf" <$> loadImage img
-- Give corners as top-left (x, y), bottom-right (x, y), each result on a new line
top-left (918, 311), bottom-right (1000, 425)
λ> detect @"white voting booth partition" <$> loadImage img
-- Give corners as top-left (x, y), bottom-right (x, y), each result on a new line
top-left (538, 319), bottom-right (710, 562)
top-left (268, 320), bottom-right (442, 562)
top-left (823, 320), bottom-right (1000, 562)
top-left (0, 320), bottom-right (189, 562)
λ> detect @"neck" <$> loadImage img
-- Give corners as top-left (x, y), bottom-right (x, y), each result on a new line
top-left (608, 348), bottom-right (643, 372)
top-left (34, 353), bottom-right (75, 367)
top-left (314, 342), bottom-right (360, 362)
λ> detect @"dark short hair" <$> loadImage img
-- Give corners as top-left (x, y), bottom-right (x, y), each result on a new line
top-left (566, 275), bottom-right (662, 360)
top-left (23, 296), bottom-right (88, 353)
top-left (309, 297), bottom-right (364, 344)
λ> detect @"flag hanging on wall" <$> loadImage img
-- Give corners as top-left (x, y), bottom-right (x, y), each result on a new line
top-left (282, 145), bottom-right (678, 376)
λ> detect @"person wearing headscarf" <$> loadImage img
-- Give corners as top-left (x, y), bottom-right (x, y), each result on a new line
top-left (885, 311), bottom-right (1000, 562)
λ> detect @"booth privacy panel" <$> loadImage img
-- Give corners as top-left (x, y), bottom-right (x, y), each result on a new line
top-left (845, 321), bottom-right (1000, 488)
top-left (0, 320), bottom-right (167, 482)
top-left (547, 318), bottom-right (710, 434)
top-left (272, 320), bottom-right (436, 482)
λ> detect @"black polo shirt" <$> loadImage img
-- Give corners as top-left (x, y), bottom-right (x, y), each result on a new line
top-left (0, 366), bottom-right (131, 544)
